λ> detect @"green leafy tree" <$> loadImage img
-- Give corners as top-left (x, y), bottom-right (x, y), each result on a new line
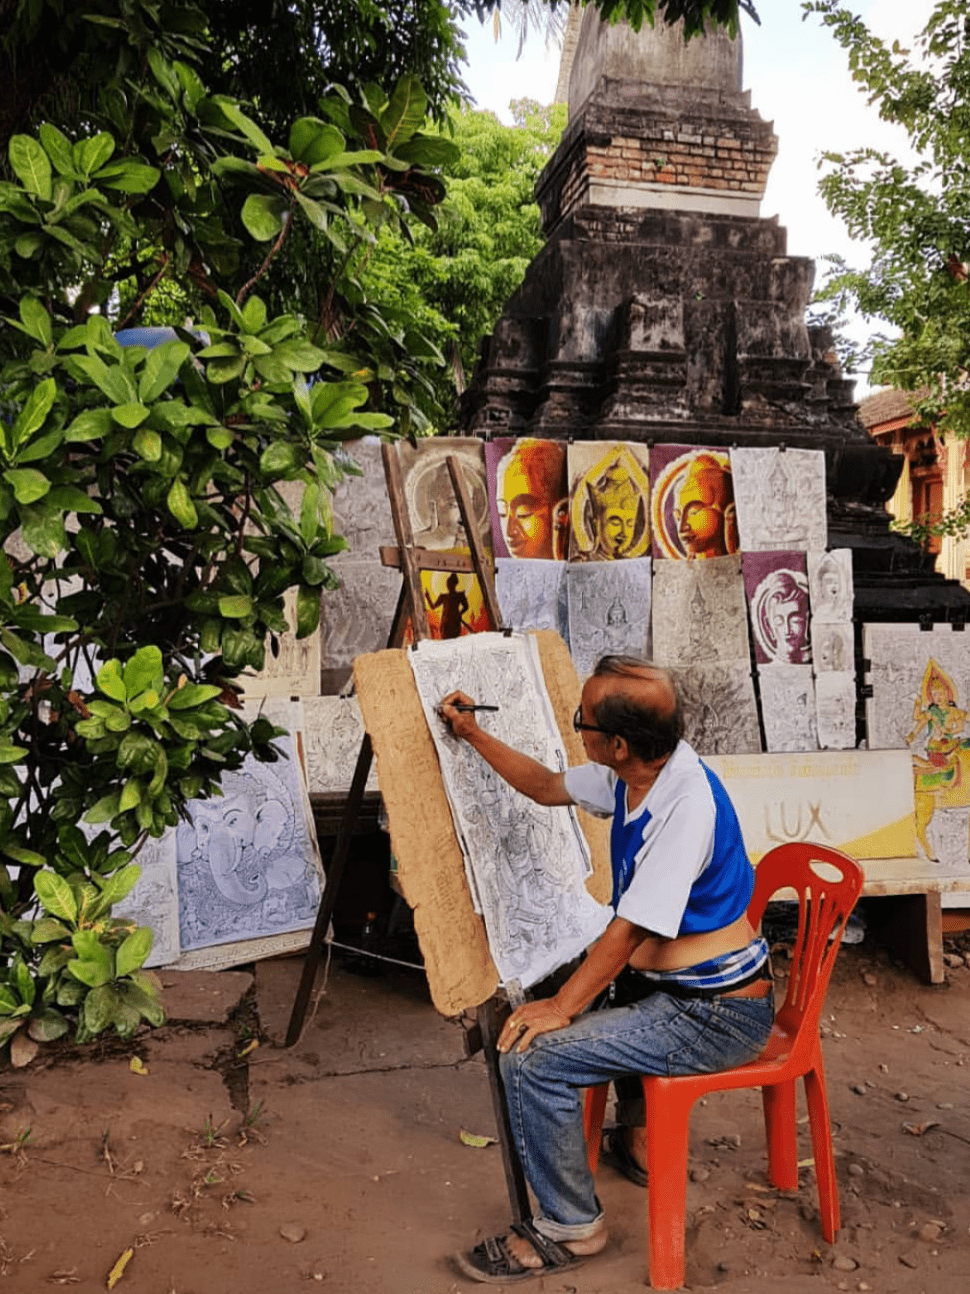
top-left (361, 99), bottom-right (567, 419)
top-left (807, 0), bottom-right (970, 536)
top-left (0, 10), bottom-right (455, 1059)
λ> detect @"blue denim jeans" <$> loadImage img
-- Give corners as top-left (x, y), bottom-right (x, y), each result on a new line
top-left (499, 991), bottom-right (775, 1242)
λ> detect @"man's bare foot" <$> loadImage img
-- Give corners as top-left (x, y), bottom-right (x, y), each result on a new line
top-left (502, 1225), bottom-right (608, 1268)
top-left (455, 1220), bottom-right (608, 1283)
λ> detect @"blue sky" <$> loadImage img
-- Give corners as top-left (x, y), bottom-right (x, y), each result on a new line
top-left (458, 1), bottom-right (937, 395)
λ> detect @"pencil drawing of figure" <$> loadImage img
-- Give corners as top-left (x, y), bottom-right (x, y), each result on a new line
top-left (568, 443), bottom-right (651, 561)
top-left (759, 665), bottom-right (818, 753)
top-left (812, 623), bottom-right (852, 674)
top-left (670, 665), bottom-right (762, 755)
top-left (652, 555), bottom-right (750, 669)
top-left (808, 549), bottom-right (854, 624)
top-left (567, 561), bottom-right (652, 681)
top-left (814, 672), bottom-right (856, 750)
top-left (495, 559), bottom-right (569, 643)
top-left (730, 447), bottom-right (827, 552)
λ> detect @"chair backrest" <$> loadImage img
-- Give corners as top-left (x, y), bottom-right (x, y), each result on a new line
top-left (748, 843), bottom-right (865, 1063)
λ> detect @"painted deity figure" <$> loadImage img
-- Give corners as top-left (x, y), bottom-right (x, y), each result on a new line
top-left (572, 451), bottom-right (650, 560)
top-left (907, 661), bottom-right (970, 781)
top-left (496, 439), bottom-right (569, 560)
top-left (675, 453), bottom-right (739, 559)
top-left (426, 572), bottom-right (470, 639)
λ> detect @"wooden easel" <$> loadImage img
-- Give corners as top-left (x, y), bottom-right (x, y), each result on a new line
top-left (286, 441), bottom-right (532, 1224)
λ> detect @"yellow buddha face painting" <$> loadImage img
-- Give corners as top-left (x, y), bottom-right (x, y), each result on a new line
top-left (651, 447), bottom-right (739, 561)
top-left (495, 439), bottom-right (569, 560)
top-left (570, 447), bottom-right (651, 561)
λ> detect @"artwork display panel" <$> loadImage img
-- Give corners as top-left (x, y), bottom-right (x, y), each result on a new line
top-left (394, 438), bottom-right (492, 559)
top-left (495, 559), bottom-right (569, 644)
top-left (742, 551), bottom-right (811, 665)
top-left (815, 671), bottom-right (857, 751)
top-left (865, 622), bottom-right (970, 869)
top-left (808, 548), bottom-right (854, 624)
top-left (811, 621), bottom-right (854, 674)
top-left (670, 665), bottom-right (762, 755)
top-left (730, 447), bottom-right (827, 552)
top-left (420, 570), bottom-right (490, 639)
top-left (651, 555), bottom-right (749, 667)
top-left (485, 437), bottom-right (570, 561)
top-left (649, 444), bottom-right (738, 561)
top-left (758, 665), bottom-right (818, 753)
top-left (304, 695), bottom-right (379, 795)
top-left (566, 559), bottom-right (652, 682)
top-left (238, 586), bottom-right (321, 701)
top-left (174, 701), bottom-right (324, 958)
top-left (566, 442), bottom-right (651, 561)
top-left (329, 437), bottom-right (397, 563)
top-left (319, 559), bottom-right (401, 674)
top-left (113, 831), bottom-right (181, 968)
top-left (409, 633), bottom-right (611, 989)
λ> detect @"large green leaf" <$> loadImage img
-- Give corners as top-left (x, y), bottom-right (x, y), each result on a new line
top-left (138, 340), bottom-right (190, 402)
top-left (111, 402), bottom-right (150, 429)
top-left (82, 983), bottom-right (119, 1029)
top-left (28, 1009), bottom-right (69, 1042)
top-left (288, 118), bottom-right (345, 166)
top-left (9, 135), bottom-right (52, 200)
top-left (211, 98), bottom-right (275, 156)
top-left (33, 871), bottom-right (78, 923)
top-left (124, 646), bottom-right (163, 697)
top-left (241, 194), bottom-right (287, 242)
top-left (74, 133), bottom-right (114, 178)
top-left (5, 468), bottom-right (51, 504)
top-left (18, 295), bottom-right (53, 347)
top-left (93, 160), bottom-right (160, 194)
top-left (167, 478), bottom-right (198, 527)
top-left (116, 926), bottom-right (153, 977)
top-left (382, 75), bottom-right (428, 150)
top-left (10, 377), bottom-right (56, 448)
top-left (295, 584), bottom-right (322, 638)
top-left (96, 659), bottom-right (127, 701)
top-left (167, 683), bottom-right (223, 710)
top-left (218, 594), bottom-right (254, 619)
top-left (38, 124), bottom-right (76, 177)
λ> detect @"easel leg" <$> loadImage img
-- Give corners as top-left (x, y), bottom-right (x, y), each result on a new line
top-left (477, 999), bottom-right (532, 1226)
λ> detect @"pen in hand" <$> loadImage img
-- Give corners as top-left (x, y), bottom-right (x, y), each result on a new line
top-left (449, 703), bottom-right (499, 713)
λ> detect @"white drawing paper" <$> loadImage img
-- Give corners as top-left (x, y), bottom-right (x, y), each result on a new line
top-left (670, 665), bottom-right (762, 755)
top-left (319, 559), bottom-right (401, 673)
top-left (239, 587), bottom-right (321, 701)
top-left (731, 447), bottom-right (828, 552)
top-left (566, 558), bottom-right (652, 682)
top-left (808, 548), bottom-right (854, 624)
top-left (329, 437), bottom-right (396, 562)
top-left (304, 694), bottom-right (378, 794)
top-left (652, 555), bottom-right (749, 667)
top-left (814, 671), bottom-right (857, 750)
top-left (495, 559), bottom-right (569, 643)
top-left (758, 664), bottom-right (818, 753)
top-left (811, 621), bottom-right (854, 674)
top-left (409, 633), bottom-right (611, 989)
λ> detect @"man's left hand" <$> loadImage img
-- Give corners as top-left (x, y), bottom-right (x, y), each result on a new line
top-left (499, 999), bottom-right (572, 1053)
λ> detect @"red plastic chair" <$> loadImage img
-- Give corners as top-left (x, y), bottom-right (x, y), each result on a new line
top-left (584, 842), bottom-right (865, 1290)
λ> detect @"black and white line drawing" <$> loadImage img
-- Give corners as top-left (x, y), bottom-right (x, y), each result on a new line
top-left (808, 548), bottom-right (853, 624)
top-left (814, 671), bottom-right (857, 750)
top-left (759, 665), bottom-right (819, 753)
top-left (304, 695), bottom-right (379, 794)
top-left (670, 665), bottom-right (762, 755)
top-left (731, 447), bottom-right (827, 552)
top-left (409, 633), bottom-right (610, 988)
top-left (495, 559), bottom-right (569, 643)
top-left (566, 559), bottom-right (652, 682)
top-left (811, 621), bottom-right (853, 674)
top-left (652, 555), bottom-right (749, 667)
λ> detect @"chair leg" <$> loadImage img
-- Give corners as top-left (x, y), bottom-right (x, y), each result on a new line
top-left (803, 1062), bottom-right (840, 1242)
top-left (584, 1083), bottom-right (609, 1173)
top-left (644, 1082), bottom-right (692, 1291)
top-left (762, 1080), bottom-right (799, 1190)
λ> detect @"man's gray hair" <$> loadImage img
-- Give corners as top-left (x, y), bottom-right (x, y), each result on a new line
top-left (590, 655), bottom-right (684, 762)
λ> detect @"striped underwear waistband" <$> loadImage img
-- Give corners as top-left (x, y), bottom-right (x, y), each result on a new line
top-left (634, 936), bottom-right (770, 995)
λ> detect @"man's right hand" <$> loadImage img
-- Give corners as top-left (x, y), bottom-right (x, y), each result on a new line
top-left (438, 690), bottom-right (479, 740)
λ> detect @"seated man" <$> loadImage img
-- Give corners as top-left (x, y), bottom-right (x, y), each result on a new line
top-left (439, 655), bottom-right (773, 1283)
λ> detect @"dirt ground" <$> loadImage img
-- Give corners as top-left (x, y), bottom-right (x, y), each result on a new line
top-left (1, 925), bottom-right (968, 1294)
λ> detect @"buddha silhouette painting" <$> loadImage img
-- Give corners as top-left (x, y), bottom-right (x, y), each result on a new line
top-left (493, 439), bottom-right (569, 560)
top-left (569, 446), bottom-right (651, 561)
top-left (651, 447), bottom-right (738, 560)
top-left (752, 569), bottom-right (811, 664)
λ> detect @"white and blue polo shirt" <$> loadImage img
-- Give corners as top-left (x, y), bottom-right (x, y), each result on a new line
top-left (563, 741), bottom-right (754, 939)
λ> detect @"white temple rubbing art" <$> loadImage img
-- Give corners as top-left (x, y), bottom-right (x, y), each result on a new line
top-left (808, 548), bottom-right (854, 624)
top-left (114, 831), bottom-right (181, 968)
top-left (759, 665), bottom-right (819, 753)
top-left (814, 671), bottom-right (857, 751)
top-left (651, 555), bottom-right (749, 667)
top-left (566, 559), bottom-right (652, 682)
top-left (730, 447), bottom-right (827, 552)
top-left (670, 665), bottom-right (762, 755)
top-left (304, 695), bottom-right (378, 794)
top-left (409, 633), bottom-right (610, 988)
top-left (811, 621), bottom-right (853, 674)
top-left (495, 559), bottom-right (569, 643)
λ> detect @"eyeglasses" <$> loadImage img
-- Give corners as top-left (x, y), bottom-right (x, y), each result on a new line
top-left (572, 705), bottom-right (615, 737)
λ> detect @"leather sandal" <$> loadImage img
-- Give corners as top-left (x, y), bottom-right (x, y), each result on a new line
top-left (454, 1219), bottom-right (594, 1284)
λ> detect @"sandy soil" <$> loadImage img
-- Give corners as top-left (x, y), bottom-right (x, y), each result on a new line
top-left (0, 931), bottom-right (968, 1294)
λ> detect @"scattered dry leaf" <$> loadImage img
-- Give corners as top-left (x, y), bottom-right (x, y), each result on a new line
top-left (903, 1120), bottom-right (940, 1137)
top-left (129, 1057), bottom-right (148, 1077)
top-left (106, 1247), bottom-right (133, 1289)
top-left (459, 1128), bottom-right (498, 1149)
top-left (237, 1040), bottom-right (259, 1058)
top-left (9, 1034), bottom-right (39, 1069)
